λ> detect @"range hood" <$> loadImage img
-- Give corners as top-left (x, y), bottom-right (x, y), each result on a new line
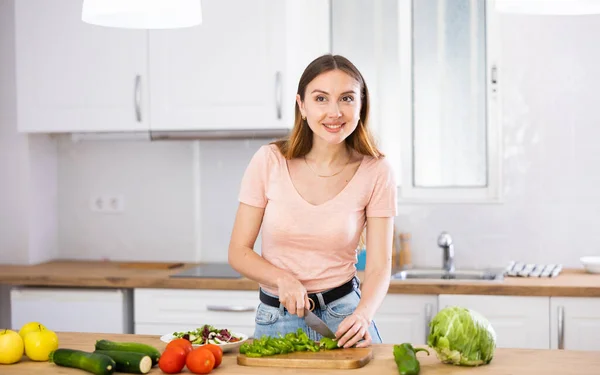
top-left (70, 129), bottom-right (290, 142)
top-left (149, 128), bottom-right (290, 140)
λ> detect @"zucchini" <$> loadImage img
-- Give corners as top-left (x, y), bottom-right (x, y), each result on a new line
top-left (94, 350), bottom-right (152, 374)
top-left (49, 349), bottom-right (116, 375)
top-left (95, 340), bottom-right (160, 367)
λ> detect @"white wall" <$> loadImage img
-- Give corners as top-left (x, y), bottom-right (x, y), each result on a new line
top-left (0, 0), bottom-right (28, 266)
top-left (0, 0), bottom-right (58, 268)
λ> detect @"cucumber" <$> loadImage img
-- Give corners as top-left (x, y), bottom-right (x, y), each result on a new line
top-left (95, 340), bottom-right (161, 366)
top-left (94, 350), bottom-right (152, 374)
top-left (49, 349), bottom-right (116, 375)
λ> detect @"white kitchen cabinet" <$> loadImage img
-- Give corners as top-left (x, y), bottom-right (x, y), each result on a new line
top-left (14, 0), bottom-right (330, 134)
top-left (438, 294), bottom-right (550, 349)
top-left (10, 287), bottom-right (133, 334)
top-left (373, 294), bottom-right (438, 345)
top-left (148, 0), bottom-right (329, 133)
top-left (15, 0), bottom-right (149, 133)
top-left (550, 297), bottom-right (600, 351)
top-left (134, 289), bottom-right (258, 338)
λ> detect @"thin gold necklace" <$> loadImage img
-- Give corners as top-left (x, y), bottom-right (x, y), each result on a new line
top-left (304, 153), bottom-right (351, 178)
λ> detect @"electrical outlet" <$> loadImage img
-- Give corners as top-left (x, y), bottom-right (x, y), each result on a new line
top-left (107, 195), bottom-right (124, 213)
top-left (90, 194), bottom-right (125, 214)
top-left (90, 195), bottom-right (105, 212)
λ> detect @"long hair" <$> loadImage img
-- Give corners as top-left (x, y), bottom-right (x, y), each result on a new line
top-left (272, 54), bottom-right (384, 159)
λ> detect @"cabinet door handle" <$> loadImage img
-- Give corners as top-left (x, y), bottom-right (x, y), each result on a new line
top-left (274, 71), bottom-right (282, 120)
top-left (134, 75), bottom-right (142, 122)
top-left (557, 305), bottom-right (565, 350)
top-left (207, 305), bottom-right (256, 312)
top-left (424, 303), bottom-right (433, 344)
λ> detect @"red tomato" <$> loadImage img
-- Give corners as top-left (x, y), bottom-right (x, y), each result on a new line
top-left (158, 347), bottom-right (186, 374)
top-left (166, 338), bottom-right (193, 356)
top-left (186, 348), bottom-right (215, 374)
top-left (202, 344), bottom-right (223, 368)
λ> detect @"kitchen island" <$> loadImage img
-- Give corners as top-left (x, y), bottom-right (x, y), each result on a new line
top-left (5, 332), bottom-right (600, 374)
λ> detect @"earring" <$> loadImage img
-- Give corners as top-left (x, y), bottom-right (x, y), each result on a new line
top-left (302, 116), bottom-right (306, 121)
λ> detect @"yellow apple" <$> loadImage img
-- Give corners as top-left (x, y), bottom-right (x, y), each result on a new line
top-left (0, 329), bottom-right (24, 364)
top-left (19, 321), bottom-right (47, 341)
top-left (24, 328), bottom-right (59, 361)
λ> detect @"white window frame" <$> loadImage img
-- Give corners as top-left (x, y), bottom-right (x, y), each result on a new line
top-left (397, 0), bottom-right (503, 204)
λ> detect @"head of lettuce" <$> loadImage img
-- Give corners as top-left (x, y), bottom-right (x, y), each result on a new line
top-left (427, 306), bottom-right (496, 366)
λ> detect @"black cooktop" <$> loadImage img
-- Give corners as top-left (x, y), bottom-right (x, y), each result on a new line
top-left (170, 263), bottom-right (242, 279)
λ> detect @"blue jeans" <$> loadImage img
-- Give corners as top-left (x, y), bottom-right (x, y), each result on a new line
top-left (253, 280), bottom-right (383, 344)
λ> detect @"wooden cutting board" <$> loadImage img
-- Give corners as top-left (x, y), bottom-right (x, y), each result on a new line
top-left (237, 348), bottom-right (373, 369)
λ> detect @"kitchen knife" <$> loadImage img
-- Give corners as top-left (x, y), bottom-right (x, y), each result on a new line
top-left (304, 309), bottom-right (336, 339)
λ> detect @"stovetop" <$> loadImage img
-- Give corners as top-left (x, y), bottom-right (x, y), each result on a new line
top-left (170, 263), bottom-right (242, 279)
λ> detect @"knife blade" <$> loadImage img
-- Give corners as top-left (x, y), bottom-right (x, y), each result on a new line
top-left (304, 309), bottom-right (336, 339)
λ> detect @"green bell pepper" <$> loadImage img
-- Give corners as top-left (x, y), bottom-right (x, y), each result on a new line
top-left (393, 343), bottom-right (430, 375)
top-left (239, 328), bottom-right (321, 357)
top-left (319, 337), bottom-right (340, 350)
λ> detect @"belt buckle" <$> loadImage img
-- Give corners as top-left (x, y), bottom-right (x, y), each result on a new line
top-left (307, 296), bottom-right (316, 311)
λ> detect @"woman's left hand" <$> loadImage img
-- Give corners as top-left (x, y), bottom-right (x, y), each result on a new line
top-left (335, 312), bottom-right (372, 348)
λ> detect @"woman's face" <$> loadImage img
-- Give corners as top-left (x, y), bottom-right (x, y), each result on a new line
top-left (297, 69), bottom-right (362, 146)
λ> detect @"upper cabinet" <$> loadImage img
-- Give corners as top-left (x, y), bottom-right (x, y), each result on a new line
top-left (149, 0), bottom-right (281, 132)
top-left (14, 0), bottom-right (330, 134)
top-left (15, 0), bottom-right (149, 133)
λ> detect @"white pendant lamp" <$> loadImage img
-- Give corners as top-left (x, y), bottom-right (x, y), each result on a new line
top-left (82, 0), bottom-right (202, 29)
top-left (495, 0), bottom-right (600, 15)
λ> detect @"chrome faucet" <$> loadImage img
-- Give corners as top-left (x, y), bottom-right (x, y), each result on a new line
top-left (437, 232), bottom-right (455, 273)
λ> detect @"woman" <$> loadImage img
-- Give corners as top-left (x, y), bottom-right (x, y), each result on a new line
top-left (228, 54), bottom-right (396, 348)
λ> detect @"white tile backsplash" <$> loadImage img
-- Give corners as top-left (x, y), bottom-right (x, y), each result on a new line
top-left (56, 137), bottom-right (198, 262)
top-left (197, 139), bottom-right (267, 262)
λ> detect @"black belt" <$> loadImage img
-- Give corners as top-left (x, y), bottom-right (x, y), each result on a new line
top-left (259, 277), bottom-right (358, 311)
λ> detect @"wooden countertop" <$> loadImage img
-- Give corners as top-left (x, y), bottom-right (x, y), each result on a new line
top-left (6, 332), bottom-right (600, 374)
top-left (1, 260), bottom-right (600, 297)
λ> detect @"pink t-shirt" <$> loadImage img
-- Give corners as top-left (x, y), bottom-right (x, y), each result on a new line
top-left (238, 144), bottom-right (397, 295)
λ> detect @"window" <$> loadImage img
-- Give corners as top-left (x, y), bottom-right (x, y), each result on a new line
top-left (331, 0), bottom-right (502, 204)
top-left (398, 0), bottom-right (501, 202)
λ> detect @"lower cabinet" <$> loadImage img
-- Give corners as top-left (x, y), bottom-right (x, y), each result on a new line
top-left (438, 294), bottom-right (550, 349)
top-left (132, 288), bottom-right (600, 351)
top-left (134, 289), bottom-right (258, 338)
top-left (373, 294), bottom-right (438, 345)
top-left (550, 297), bottom-right (600, 351)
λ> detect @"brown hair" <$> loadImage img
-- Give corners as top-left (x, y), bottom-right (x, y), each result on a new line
top-left (272, 54), bottom-right (384, 159)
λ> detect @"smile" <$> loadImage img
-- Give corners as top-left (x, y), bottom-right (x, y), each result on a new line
top-left (323, 123), bottom-right (345, 129)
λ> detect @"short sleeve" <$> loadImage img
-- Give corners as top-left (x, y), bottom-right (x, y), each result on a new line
top-left (238, 145), bottom-right (272, 208)
top-left (366, 158), bottom-right (398, 217)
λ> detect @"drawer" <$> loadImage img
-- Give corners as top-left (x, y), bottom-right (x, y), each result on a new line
top-left (134, 289), bottom-right (259, 327)
top-left (377, 294), bottom-right (438, 315)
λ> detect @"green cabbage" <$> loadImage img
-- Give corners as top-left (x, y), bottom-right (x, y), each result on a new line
top-left (427, 306), bottom-right (496, 366)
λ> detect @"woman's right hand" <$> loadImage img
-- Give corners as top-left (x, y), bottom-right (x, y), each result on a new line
top-left (276, 274), bottom-right (311, 318)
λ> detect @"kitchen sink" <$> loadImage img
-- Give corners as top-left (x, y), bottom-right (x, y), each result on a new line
top-left (391, 268), bottom-right (505, 281)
